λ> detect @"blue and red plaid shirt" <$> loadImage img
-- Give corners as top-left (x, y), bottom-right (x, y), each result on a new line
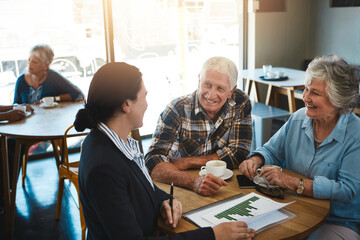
top-left (145, 89), bottom-right (252, 170)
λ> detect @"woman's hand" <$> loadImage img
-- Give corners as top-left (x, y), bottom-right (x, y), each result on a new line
top-left (160, 198), bottom-right (182, 228)
top-left (213, 222), bottom-right (255, 240)
top-left (260, 167), bottom-right (293, 189)
top-left (239, 156), bottom-right (264, 180)
top-left (6, 110), bottom-right (26, 122)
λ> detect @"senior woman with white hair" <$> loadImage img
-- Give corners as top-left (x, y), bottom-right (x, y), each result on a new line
top-left (239, 55), bottom-right (360, 239)
top-left (13, 44), bottom-right (84, 104)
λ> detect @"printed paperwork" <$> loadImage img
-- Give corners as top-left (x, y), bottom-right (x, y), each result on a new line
top-left (183, 192), bottom-right (295, 232)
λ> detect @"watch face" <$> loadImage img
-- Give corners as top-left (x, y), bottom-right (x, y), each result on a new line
top-left (296, 188), bottom-right (303, 194)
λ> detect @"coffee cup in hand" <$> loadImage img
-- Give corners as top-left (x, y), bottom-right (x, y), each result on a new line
top-left (200, 160), bottom-right (226, 177)
top-left (41, 97), bottom-right (54, 106)
top-left (253, 165), bottom-right (281, 186)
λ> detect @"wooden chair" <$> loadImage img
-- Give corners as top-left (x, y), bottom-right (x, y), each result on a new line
top-left (55, 125), bottom-right (86, 240)
top-left (22, 140), bottom-right (62, 186)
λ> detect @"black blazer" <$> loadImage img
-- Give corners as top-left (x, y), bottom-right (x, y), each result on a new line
top-left (79, 128), bottom-right (214, 240)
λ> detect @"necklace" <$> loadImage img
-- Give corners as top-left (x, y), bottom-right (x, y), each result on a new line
top-left (313, 121), bottom-right (324, 144)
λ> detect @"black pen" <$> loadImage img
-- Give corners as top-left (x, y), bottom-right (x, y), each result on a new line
top-left (169, 182), bottom-right (174, 213)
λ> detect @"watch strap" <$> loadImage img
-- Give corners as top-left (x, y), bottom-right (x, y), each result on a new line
top-left (297, 178), bottom-right (304, 194)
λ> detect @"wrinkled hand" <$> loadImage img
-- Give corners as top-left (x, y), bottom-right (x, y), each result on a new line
top-left (239, 158), bottom-right (260, 180)
top-left (213, 221), bottom-right (255, 240)
top-left (160, 198), bottom-right (182, 229)
top-left (259, 167), bottom-right (290, 189)
top-left (6, 110), bottom-right (26, 122)
top-left (193, 174), bottom-right (228, 196)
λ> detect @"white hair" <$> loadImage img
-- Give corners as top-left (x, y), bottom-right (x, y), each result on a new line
top-left (30, 44), bottom-right (54, 65)
top-left (199, 56), bottom-right (238, 89)
top-left (305, 55), bottom-right (360, 114)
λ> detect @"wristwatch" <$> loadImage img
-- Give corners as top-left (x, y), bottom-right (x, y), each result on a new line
top-left (296, 178), bottom-right (304, 194)
top-left (54, 96), bottom-right (61, 102)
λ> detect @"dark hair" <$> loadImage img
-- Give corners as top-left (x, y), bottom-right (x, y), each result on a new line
top-left (74, 62), bottom-right (142, 131)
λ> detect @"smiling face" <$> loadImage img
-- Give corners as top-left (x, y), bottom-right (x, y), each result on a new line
top-left (302, 79), bottom-right (338, 121)
top-left (198, 69), bottom-right (235, 120)
top-left (28, 55), bottom-right (48, 75)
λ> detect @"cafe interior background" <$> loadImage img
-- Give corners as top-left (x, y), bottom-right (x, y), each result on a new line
top-left (0, 0), bottom-right (359, 238)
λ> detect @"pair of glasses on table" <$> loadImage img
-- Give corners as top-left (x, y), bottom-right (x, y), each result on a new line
top-left (255, 181), bottom-right (284, 199)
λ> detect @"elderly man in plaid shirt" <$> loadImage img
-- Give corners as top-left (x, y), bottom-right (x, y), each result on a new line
top-left (145, 57), bottom-right (252, 196)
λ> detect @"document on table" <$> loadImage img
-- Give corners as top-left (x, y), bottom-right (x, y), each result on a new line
top-left (183, 192), bottom-right (295, 232)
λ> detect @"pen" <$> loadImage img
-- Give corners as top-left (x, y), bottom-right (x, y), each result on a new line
top-left (170, 182), bottom-right (174, 213)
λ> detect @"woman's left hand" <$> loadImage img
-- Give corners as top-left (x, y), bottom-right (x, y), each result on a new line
top-left (260, 167), bottom-right (293, 189)
top-left (160, 198), bottom-right (182, 229)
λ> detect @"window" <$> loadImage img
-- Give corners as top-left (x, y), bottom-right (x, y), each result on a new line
top-left (112, 0), bottom-right (242, 135)
top-left (0, 0), bottom-right (243, 137)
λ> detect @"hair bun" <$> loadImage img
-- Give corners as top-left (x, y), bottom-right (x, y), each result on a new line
top-left (74, 108), bottom-right (96, 132)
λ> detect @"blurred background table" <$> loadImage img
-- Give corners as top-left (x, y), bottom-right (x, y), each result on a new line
top-left (0, 101), bottom-right (87, 238)
top-left (155, 169), bottom-right (330, 240)
top-left (241, 67), bottom-right (306, 113)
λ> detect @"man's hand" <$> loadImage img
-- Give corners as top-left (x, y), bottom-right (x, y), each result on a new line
top-left (172, 153), bottom-right (218, 171)
top-left (193, 174), bottom-right (228, 196)
top-left (160, 198), bottom-right (182, 228)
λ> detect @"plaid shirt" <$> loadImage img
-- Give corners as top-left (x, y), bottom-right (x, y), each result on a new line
top-left (145, 89), bottom-right (252, 170)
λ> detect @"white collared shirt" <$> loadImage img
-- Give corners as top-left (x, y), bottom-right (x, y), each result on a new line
top-left (98, 122), bottom-right (154, 190)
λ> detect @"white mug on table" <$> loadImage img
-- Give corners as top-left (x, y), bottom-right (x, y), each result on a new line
top-left (41, 97), bottom-right (54, 106)
top-left (201, 160), bottom-right (226, 177)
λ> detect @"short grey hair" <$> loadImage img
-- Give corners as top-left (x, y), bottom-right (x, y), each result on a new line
top-left (30, 44), bottom-right (54, 65)
top-left (199, 56), bottom-right (238, 89)
top-left (305, 55), bottom-right (360, 115)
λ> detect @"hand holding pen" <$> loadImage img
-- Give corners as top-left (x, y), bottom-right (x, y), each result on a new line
top-left (170, 182), bottom-right (174, 212)
top-left (160, 182), bottom-right (183, 228)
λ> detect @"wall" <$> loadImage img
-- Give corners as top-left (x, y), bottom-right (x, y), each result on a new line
top-left (246, 0), bottom-right (310, 103)
top-left (251, 0), bottom-right (311, 70)
top-left (308, 0), bottom-right (360, 65)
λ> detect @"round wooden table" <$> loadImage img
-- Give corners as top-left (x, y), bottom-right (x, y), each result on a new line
top-left (0, 102), bottom-right (88, 238)
top-left (154, 169), bottom-right (330, 240)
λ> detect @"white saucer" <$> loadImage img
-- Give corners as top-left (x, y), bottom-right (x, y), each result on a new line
top-left (39, 102), bottom-right (58, 108)
top-left (199, 169), bottom-right (233, 180)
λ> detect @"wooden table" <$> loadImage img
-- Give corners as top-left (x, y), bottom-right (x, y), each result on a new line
top-left (241, 67), bottom-right (306, 113)
top-left (0, 102), bottom-right (88, 237)
top-left (155, 169), bottom-right (330, 240)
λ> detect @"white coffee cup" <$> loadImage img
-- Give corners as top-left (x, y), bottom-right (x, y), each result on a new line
top-left (266, 71), bottom-right (276, 79)
top-left (13, 105), bottom-right (26, 112)
top-left (253, 165), bottom-right (281, 186)
top-left (201, 160), bottom-right (226, 177)
top-left (278, 70), bottom-right (285, 77)
top-left (263, 64), bottom-right (272, 76)
top-left (41, 97), bottom-right (54, 106)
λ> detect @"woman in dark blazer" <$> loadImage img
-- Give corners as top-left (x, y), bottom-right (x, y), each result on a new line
top-left (74, 62), bottom-right (255, 240)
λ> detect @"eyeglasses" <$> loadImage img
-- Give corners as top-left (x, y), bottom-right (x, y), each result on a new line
top-left (255, 184), bottom-right (284, 199)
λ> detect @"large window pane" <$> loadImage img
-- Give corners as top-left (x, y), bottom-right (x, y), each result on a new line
top-left (0, 0), bottom-right (106, 155)
top-left (0, 0), bottom-right (106, 105)
top-left (112, 0), bottom-right (242, 136)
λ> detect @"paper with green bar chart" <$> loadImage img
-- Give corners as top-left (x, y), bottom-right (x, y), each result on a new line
top-left (183, 192), bottom-right (295, 232)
